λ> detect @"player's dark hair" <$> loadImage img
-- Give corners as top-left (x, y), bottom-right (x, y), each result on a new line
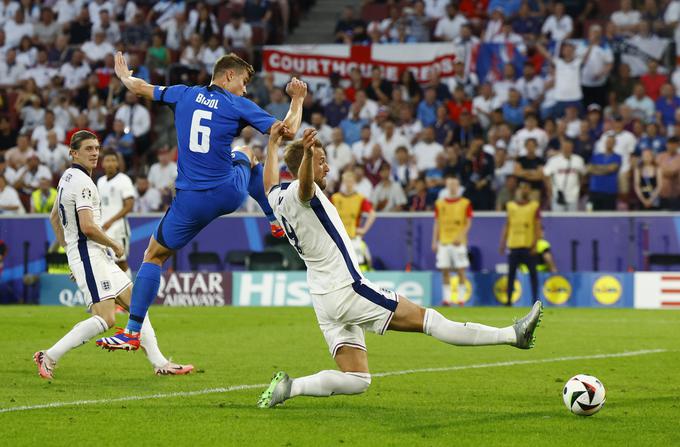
top-left (212, 53), bottom-right (255, 82)
top-left (284, 138), bottom-right (323, 177)
top-left (101, 149), bottom-right (119, 160)
top-left (69, 130), bottom-right (98, 151)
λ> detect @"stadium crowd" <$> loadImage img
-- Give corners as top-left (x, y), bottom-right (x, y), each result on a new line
top-left (1, 0), bottom-right (680, 216)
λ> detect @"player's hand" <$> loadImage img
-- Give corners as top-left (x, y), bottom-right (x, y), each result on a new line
top-left (302, 128), bottom-right (318, 152)
top-left (286, 77), bottom-right (307, 99)
top-left (269, 121), bottom-right (285, 147)
top-left (114, 51), bottom-right (133, 79)
top-left (102, 220), bottom-right (112, 231)
top-left (112, 242), bottom-right (124, 259)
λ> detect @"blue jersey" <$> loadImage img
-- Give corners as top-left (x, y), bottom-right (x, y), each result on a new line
top-left (153, 84), bottom-right (276, 190)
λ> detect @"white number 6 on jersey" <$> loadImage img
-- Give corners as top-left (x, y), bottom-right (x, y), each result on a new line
top-left (189, 109), bottom-right (212, 153)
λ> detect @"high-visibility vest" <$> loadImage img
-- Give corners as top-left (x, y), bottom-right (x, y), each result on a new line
top-left (31, 188), bottom-right (57, 213)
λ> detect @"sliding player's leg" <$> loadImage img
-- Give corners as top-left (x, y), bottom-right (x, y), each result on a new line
top-left (390, 295), bottom-right (542, 349)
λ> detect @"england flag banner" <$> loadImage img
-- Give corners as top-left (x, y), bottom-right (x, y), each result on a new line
top-left (263, 43), bottom-right (460, 90)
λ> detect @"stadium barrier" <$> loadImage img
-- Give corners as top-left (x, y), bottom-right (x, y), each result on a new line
top-left (37, 271), bottom-right (678, 309)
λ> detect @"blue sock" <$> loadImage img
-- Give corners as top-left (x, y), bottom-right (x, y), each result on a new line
top-left (126, 262), bottom-right (161, 333)
top-left (248, 163), bottom-right (276, 223)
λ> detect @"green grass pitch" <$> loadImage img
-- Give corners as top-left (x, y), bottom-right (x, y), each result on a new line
top-left (1, 306), bottom-right (678, 446)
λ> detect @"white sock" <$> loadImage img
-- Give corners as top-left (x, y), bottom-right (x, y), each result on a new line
top-left (290, 370), bottom-right (371, 398)
top-left (46, 315), bottom-right (109, 362)
top-left (457, 283), bottom-right (467, 301)
top-left (124, 268), bottom-right (132, 280)
top-left (140, 315), bottom-right (169, 368)
top-left (423, 308), bottom-right (516, 346)
top-left (442, 284), bottom-right (451, 302)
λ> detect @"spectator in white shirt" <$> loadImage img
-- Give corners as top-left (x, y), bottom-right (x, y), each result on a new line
top-left (4, 8), bottom-right (33, 47)
top-left (515, 62), bottom-right (545, 107)
top-left (508, 113), bottom-right (549, 158)
top-left (223, 12), bottom-right (252, 50)
top-left (491, 21), bottom-right (525, 53)
top-left (199, 34), bottom-right (225, 73)
top-left (0, 48), bottom-right (26, 85)
top-left (392, 145), bottom-right (419, 191)
top-left (21, 49), bottom-right (57, 89)
top-left (0, 0), bottom-right (20, 27)
top-left (493, 64), bottom-right (517, 104)
top-left (541, 2), bottom-right (573, 41)
top-left (114, 91), bottom-right (151, 139)
top-left (88, 0), bottom-right (114, 28)
top-left (147, 0), bottom-right (185, 26)
top-left (93, 9), bottom-right (121, 44)
top-left (351, 125), bottom-right (374, 162)
top-left (0, 174), bottom-right (25, 214)
top-left (624, 83), bottom-right (656, 123)
top-left (325, 127), bottom-right (354, 185)
top-left (54, 0), bottom-right (79, 25)
top-left (354, 89), bottom-right (379, 121)
top-left (81, 30), bottom-right (116, 64)
top-left (134, 175), bottom-right (162, 212)
top-left (611, 0), bottom-right (641, 37)
top-left (413, 126), bottom-right (444, 172)
top-left (34, 8), bottom-right (60, 46)
top-left (37, 130), bottom-right (70, 175)
top-left (148, 146), bottom-right (177, 197)
top-left (543, 139), bottom-right (585, 211)
top-left (424, 0), bottom-right (448, 19)
top-left (483, 8), bottom-right (504, 42)
top-left (537, 41), bottom-right (593, 117)
top-left (434, 3), bottom-right (467, 41)
top-left (473, 82), bottom-right (499, 129)
top-left (580, 24), bottom-right (614, 108)
top-left (13, 153), bottom-right (51, 195)
top-left (377, 118), bottom-right (411, 164)
top-left (52, 94), bottom-right (79, 132)
top-left (59, 50), bottom-right (91, 90)
top-left (595, 115), bottom-right (636, 174)
top-left (371, 163), bottom-right (407, 211)
top-left (232, 126), bottom-right (263, 150)
top-left (160, 11), bottom-right (191, 51)
top-left (31, 110), bottom-right (65, 147)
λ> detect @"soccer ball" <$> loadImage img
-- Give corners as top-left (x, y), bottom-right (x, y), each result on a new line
top-left (562, 374), bottom-right (606, 416)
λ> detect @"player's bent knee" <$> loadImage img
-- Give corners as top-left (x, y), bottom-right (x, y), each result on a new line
top-left (143, 237), bottom-right (173, 265)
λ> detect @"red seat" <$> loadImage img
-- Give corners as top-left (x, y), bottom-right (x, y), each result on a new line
top-left (361, 3), bottom-right (389, 22)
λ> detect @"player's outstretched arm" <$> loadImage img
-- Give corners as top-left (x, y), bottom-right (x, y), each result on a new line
top-left (298, 128), bottom-right (318, 202)
top-left (264, 122), bottom-right (285, 194)
top-left (77, 208), bottom-right (124, 259)
top-left (49, 200), bottom-right (66, 248)
top-left (281, 78), bottom-right (307, 139)
top-left (114, 51), bottom-right (155, 100)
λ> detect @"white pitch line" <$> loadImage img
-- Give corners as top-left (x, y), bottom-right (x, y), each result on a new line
top-left (0, 349), bottom-right (667, 414)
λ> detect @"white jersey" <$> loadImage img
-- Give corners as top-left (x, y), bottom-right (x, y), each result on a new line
top-left (268, 180), bottom-right (362, 294)
top-left (97, 172), bottom-right (135, 239)
top-left (56, 165), bottom-right (106, 263)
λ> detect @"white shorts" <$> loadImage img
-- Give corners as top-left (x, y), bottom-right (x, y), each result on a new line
top-left (70, 250), bottom-right (131, 308)
top-left (436, 244), bottom-right (470, 269)
top-left (311, 279), bottom-right (399, 357)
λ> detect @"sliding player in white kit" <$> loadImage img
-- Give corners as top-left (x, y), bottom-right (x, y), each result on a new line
top-left (97, 150), bottom-right (134, 278)
top-left (34, 131), bottom-right (193, 379)
top-left (257, 124), bottom-right (543, 408)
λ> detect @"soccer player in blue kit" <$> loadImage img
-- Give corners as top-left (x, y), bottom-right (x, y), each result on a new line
top-left (97, 52), bottom-right (307, 350)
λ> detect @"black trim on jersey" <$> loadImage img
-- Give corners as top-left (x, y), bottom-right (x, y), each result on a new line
top-left (280, 183), bottom-right (290, 190)
top-left (71, 164), bottom-right (90, 177)
top-left (267, 185), bottom-right (281, 196)
top-left (159, 86), bottom-right (168, 104)
top-left (74, 205), bottom-right (100, 303)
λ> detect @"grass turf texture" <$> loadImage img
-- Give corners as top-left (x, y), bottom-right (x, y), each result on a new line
top-left (1, 306), bottom-right (678, 447)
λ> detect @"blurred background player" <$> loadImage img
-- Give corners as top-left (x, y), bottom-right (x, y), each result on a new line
top-left (432, 176), bottom-right (472, 305)
top-left (520, 236), bottom-right (558, 274)
top-left (34, 131), bottom-right (192, 379)
top-left (96, 52), bottom-right (307, 350)
top-left (499, 181), bottom-right (541, 306)
top-left (330, 170), bottom-right (376, 271)
top-left (97, 150), bottom-right (135, 278)
top-left (258, 125), bottom-right (542, 408)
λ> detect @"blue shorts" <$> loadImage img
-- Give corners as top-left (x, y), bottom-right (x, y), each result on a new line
top-left (154, 152), bottom-right (251, 250)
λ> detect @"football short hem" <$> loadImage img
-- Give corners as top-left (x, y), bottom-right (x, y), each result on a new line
top-left (331, 341), bottom-right (367, 358)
